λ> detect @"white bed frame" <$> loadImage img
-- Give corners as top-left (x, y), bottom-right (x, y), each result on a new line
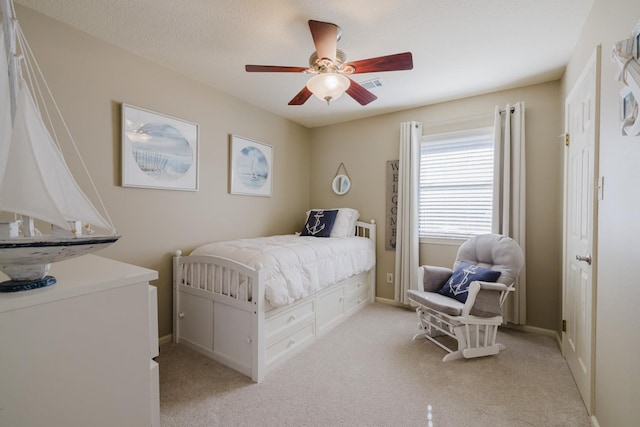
top-left (173, 220), bottom-right (376, 382)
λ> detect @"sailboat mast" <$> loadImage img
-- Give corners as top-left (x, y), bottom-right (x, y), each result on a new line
top-left (1, 0), bottom-right (36, 237)
top-left (1, 0), bottom-right (18, 120)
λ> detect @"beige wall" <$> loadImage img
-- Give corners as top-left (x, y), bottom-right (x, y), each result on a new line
top-left (17, 6), bottom-right (311, 338)
top-left (562, 0), bottom-right (640, 424)
top-left (310, 81), bottom-right (563, 331)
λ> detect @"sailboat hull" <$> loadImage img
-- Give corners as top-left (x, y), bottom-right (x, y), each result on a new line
top-left (0, 235), bottom-right (120, 292)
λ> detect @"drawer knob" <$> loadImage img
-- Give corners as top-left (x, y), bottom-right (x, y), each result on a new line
top-left (178, 312), bottom-right (185, 319)
top-left (288, 315), bottom-right (296, 323)
top-left (247, 337), bottom-right (252, 343)
top-left (288, 340), bottom-right (296, 347)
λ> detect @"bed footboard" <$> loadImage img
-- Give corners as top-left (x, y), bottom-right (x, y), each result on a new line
top-left (173, 251), bottom-right (266, 382)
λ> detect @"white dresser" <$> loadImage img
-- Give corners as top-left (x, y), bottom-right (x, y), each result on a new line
top-left (0, 255), bottom-right (159, 427)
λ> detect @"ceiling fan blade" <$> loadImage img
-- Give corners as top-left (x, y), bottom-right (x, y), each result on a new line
top-left (344, 52), bottom-right (413, 74)
top-left (308, 20), bottom-right (338, 63)
top-left (245, 65), bottom-right (308, 73)
top-left (288, 86), bottom-right (313, 105)
top-left (345, 78), bottom-right (377, 106)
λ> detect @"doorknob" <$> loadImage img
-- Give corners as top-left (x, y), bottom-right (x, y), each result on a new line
top-left (576, 254), bottom-right (592, 265)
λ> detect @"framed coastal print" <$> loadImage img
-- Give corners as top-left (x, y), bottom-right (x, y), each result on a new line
top-left (229, 135), bottom-right (272, 197)
top-left (620, 87), bottom-right (637, 122)
top-left (121, 104), bottom-right (199, 191)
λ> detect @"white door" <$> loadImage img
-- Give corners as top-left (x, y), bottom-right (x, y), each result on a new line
top-left (563, 47), bottom-right (600, 414)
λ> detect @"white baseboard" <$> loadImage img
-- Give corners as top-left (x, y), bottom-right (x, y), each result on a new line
top-left (375, 297), bottom-right (413, 310)
top-left (159, 334), bottom-right (173, 346)
top-left (504, 324), bottom-right (563, 350)
top-left (590, 415), bottom-right (600, 427)
top-left (504, 323), bottom-right (556, 337)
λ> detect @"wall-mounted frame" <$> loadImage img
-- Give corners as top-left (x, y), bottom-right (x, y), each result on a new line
top-left (229, 135), bottom-right (272, 197)
top-left (121, 104), bottom-right (198, 190)
top-left (332, 162), bottom-right (351, 195)
top-left (612, 19), bottom-right (640, 136)
top-left (332, 174), bottom-right (351, 195)
top-left (620, 87), bottom-right (637, 123)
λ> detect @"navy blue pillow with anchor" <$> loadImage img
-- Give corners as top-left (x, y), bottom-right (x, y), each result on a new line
top-left (438, 262), bottom-right (501, 303)
top-left (301, 210), bottom-right (338, 237)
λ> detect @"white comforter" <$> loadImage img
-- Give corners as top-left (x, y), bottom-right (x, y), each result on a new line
top-left (190, 234), bottom-right (375, 307)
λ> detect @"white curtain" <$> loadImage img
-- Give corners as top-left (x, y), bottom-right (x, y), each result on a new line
top-left (492, 102), bottom-right (526, 324)
top-left (394, 121), bottom-right (422, 304)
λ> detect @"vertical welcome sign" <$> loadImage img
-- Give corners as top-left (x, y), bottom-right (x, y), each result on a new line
top-left (386, 160), bottom-right (399, 250)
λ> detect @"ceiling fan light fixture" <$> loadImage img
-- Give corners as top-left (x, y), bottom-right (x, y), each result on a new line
top-left (306, 73), bottom-right (350, 104)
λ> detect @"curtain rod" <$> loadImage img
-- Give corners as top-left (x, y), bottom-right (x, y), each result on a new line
top-left (500, 107), bottom-right (516, 114)
top-left (421, 106), bottom-right (516, 127)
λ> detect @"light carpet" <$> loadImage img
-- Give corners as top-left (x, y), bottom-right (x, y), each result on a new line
top-left (158, 303), bottom-right (590, 427)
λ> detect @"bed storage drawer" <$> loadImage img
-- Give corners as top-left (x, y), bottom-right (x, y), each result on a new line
top-left (344, 272), bottom-right (370, 299)
top-left (266, 322), bottom-right (315, 367)
top-left (266, 300), bottom-right (315, 343)
top-left (345, 288), bottom-right (370, 316)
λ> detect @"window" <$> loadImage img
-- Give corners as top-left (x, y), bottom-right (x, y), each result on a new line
top-left (419, 127), bottom-right (494, 240)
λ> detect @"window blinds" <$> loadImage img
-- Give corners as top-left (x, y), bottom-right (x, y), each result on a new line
top-left (419, 129), bottom-right (494, 239)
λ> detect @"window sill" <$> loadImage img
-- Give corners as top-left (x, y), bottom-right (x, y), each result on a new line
top-left (419, 237), bottom-right (467, 246)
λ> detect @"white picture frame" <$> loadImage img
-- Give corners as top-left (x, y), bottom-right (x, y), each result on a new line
top-left (620, 86), bottom-right (637, 123)
top-left (634, 20), bottom-right (640, 60)
top-left (613, 19), bottom-right (640, 136)
top-left (121, 104), bottom-right (199, 191)
top-left (229, 135), bottom-right (273, 197)
top-left (332, 174), bottom-right (351, 195)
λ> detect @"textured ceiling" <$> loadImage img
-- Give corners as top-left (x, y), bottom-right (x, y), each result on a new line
top-left (15, 0), bottom-right (594, 128)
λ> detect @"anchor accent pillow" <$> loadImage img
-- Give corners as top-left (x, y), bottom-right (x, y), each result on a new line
top-left (438, 262), bottom-right (501, 303)
top-left (301, 209), bottom-right (338, 237)
top-left (305, 208), bottom-right (360, 237)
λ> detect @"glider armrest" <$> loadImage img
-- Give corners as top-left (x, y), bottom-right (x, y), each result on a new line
top-left (417, 265), bottom-right (453, 292)
top-left (462, 281), bottom-right (511, 318)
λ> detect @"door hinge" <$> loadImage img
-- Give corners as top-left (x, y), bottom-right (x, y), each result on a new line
top-left (562, 319), bottom-right (567, 332)
top-left (565, 133), bottom-right (570, 146)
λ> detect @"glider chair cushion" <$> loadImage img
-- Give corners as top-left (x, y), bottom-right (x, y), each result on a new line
top-left (407, 234), bottom-right (524, 361)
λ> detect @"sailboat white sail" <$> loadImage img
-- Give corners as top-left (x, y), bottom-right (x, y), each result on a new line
top-left (0, 2), bottom-right (119, 292)
top-left (1, 82), bottom-right (114, 231)
top-left (0, 19), bottom-right (11, 178)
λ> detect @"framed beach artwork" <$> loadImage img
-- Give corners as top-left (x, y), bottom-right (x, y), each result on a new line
top-left (121, 104), bottom-right (199, 191)
top-left (620, 87), bottom-right (637, 124)
top-left (229, 135), bottom-right (272, 197)
top-left (613, 19), bottom-right (640, 136)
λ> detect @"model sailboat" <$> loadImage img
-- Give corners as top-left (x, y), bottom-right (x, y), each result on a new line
top-left (0, 1), bottom-right (119, 292)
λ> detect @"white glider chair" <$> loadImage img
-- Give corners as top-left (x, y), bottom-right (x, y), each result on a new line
top-left (407, 234), bottom-right (524, 361)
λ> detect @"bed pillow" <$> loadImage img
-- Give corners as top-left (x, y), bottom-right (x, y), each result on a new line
top-left (330, 208), bottom-right (360, 237)
top-left (438, 262), bottom-right (501, 303)
top-left (306, 208), bottom-right (359, 237)
top-left (301, 209), bottom-right (339, 237)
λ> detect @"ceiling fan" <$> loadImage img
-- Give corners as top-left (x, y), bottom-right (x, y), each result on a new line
top-left (245, 20), bottom-right (413, 106)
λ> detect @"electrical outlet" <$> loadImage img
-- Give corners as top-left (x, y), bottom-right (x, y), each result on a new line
top-left (386, 273), bottom-right (393, 283)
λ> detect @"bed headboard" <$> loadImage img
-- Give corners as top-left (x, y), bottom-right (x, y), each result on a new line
top-left (355, 220), bottom-right (376, 240)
